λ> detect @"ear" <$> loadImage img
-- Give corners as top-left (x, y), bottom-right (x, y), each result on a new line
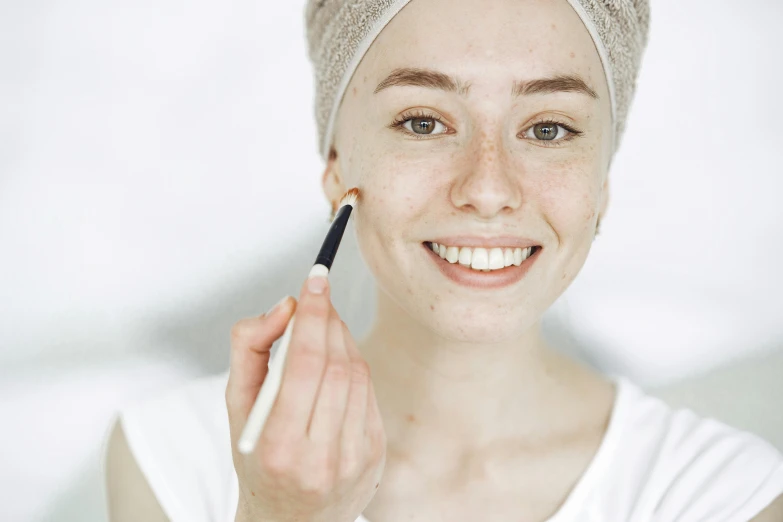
top-left (321, 147), bottom-right (347, 213)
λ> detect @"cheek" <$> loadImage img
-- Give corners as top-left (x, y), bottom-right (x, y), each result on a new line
top-left (350, 165), bottom-right (417, 268)
top-left (530, 157), bottom-right (602, 236)
top-left (351, 152), bottom-right (459, 295)
top-left (353, 149), bottom-right (454, 233)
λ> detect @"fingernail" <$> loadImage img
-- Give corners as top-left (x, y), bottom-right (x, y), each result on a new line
top-left (267, 296), bottom-right (290, 316)
top-left (307, 276), bottom-right (328, 295)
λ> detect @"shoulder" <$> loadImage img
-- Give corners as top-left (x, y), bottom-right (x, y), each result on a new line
top-left (751, 494), bottom-right (783, 521)
top-left (107, 371), bottom-right (237, 522)
top-left (595, 377), bottom-right (783, 520)
top-left (105, 419), bottom-right (169, 521)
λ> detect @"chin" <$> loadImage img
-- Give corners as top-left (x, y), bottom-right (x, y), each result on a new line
top-left (416, 298), bottom-right (544, 344)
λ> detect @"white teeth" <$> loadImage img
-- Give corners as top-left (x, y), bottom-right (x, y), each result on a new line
top-left (430, 242), bottom-right (538, 272)
top-left (470, 248), bottom-right (489, 269)
top-left (458, 247), bottom-right (472, 266)
top-left (488, 248), bottom-right (504, 269)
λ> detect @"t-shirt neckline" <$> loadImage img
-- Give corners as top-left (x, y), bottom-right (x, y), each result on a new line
top-left (357, 374), bottom-right (630, 522)
top-left (541, 373), bottom-right (629, 521)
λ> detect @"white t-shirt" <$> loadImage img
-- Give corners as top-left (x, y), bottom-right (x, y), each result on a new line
top-left (116, 372), bottom-right (783, 521)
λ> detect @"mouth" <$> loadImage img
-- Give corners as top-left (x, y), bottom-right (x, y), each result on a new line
top-left (422, 241), bottom-right (542, 289)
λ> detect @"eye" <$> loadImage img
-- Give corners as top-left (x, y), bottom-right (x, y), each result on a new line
top-left (519, 120), bottom-right (582, 146)
top-left (406, 117), bottom-right (446, 135)
top-left (526, 122), bottom-right (568, 141)
top-left (390, 110), bottom-right (450, 138)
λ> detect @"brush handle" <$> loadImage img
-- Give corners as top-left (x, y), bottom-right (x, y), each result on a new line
top-left (237, 313), bottom-right (297, 454)
top-left (237, 265), bottom-right (330, 454)
top-left (315, 204), bottom-right (353, 269)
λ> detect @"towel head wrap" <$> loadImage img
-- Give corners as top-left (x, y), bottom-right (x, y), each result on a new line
top-left (305, 0), bottom-right (650, 161)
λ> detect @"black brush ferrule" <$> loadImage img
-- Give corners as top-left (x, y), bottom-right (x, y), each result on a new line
top-left (314, 204), bottom-right (353, 269)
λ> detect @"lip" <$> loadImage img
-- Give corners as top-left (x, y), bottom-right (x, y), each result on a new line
top-left (429, 236), bottom-right (540, 249)
top-left (422, 242), bottom-right (541, 289)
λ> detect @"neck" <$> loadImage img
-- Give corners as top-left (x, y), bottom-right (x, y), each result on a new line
top-left (357, 289), bottom-right (579, 453)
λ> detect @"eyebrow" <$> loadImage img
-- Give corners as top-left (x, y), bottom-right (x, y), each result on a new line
top-left (374, 67), bottom-right (598, 99)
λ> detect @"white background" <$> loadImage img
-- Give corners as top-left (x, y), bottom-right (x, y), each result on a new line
top-left (1, 0), bottom-right (782, 520)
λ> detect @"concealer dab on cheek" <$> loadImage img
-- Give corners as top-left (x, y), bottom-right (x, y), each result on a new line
top-left (331, 187), bottom-right (360, 219)
top-left (343, 187), bottom-right (361, 203)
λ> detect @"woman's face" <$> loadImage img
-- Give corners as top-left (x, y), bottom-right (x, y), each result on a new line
top-left (326, 0), bottom-right (613, 343)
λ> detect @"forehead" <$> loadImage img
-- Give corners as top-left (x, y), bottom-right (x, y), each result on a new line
top-left (356, 0), bottom-right (608, 99)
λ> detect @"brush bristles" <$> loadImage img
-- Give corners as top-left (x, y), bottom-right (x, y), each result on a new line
top-left (338, 187), bottom-right (360, 209)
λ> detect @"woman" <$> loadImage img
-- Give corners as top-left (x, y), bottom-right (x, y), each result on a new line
top-left (105, 0), bottom-right (783, 520)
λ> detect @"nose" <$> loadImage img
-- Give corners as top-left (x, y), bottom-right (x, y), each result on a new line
top-left (450, 128), bottom-right (523, 219)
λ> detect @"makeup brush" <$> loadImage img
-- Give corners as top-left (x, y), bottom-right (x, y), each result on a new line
top-left (238, 187), bottom-right (360, 455)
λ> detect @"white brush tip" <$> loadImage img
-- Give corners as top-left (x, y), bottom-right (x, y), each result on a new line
top-left (309, 264), bottom-right (329, 278)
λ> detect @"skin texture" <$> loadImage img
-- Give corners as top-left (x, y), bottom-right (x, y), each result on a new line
top-left (329, 0), bottom-right (612, 348)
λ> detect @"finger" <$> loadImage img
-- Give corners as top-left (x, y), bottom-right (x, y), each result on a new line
top-left (225, 296), bottom-right (295, 441)
top-left (264, 275), bottom-right (331, 440)
top-left (307, 304), bottom-right (351, 443)
top-left (340, 321), bottom-right (371, 460)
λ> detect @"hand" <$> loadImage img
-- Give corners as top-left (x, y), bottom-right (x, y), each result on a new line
top-left (225, 275), bottom-right (387, 522)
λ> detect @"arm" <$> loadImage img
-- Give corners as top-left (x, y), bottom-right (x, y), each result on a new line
top-left (751, 494), bottom-right (783, 521)
top-left (105, 419), bottom-right (169, 522)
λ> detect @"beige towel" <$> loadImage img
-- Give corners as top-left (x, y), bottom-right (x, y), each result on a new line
top-left (305, 0), bottom-right (650, 160)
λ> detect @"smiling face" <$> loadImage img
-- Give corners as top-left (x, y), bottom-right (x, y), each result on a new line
top-left (323, 0), bottom-right (613, 343)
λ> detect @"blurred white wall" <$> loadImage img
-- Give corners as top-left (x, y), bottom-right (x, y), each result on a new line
top-left (0, 0), bottom-right (781, 521)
